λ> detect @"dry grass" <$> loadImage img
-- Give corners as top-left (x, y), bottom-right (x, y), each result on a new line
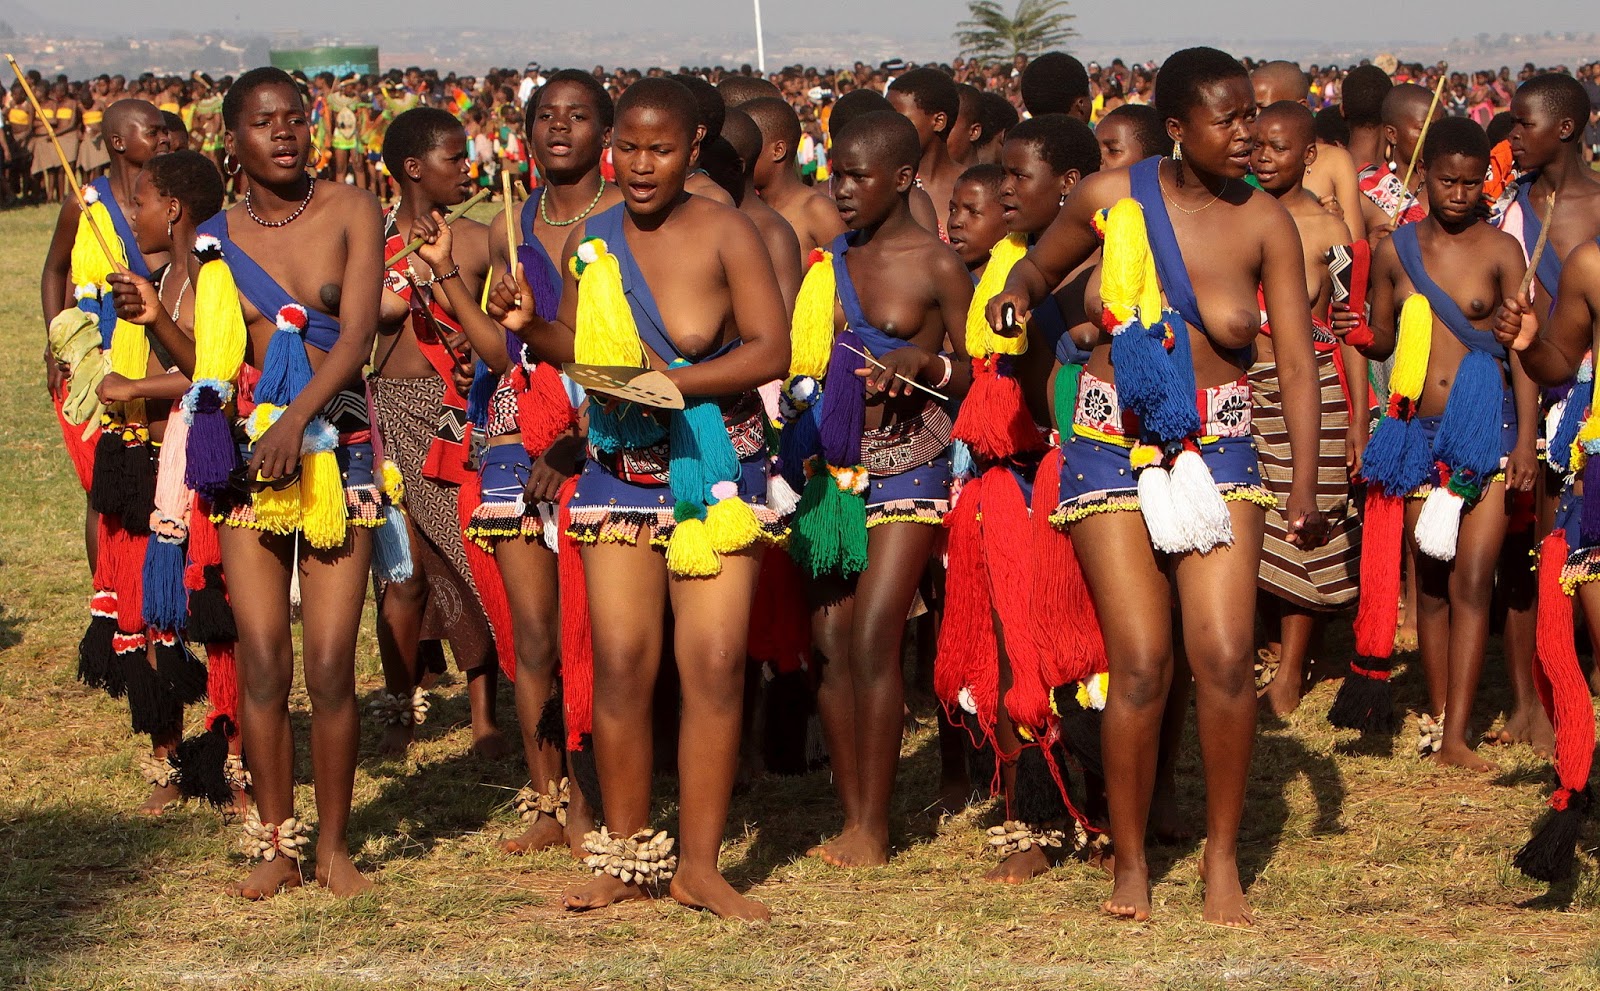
top-left (2, 200), bottom-right (1599, 990)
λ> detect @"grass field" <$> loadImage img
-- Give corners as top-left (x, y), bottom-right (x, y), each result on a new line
top-left (2, 200), bottom-right (1599, 990)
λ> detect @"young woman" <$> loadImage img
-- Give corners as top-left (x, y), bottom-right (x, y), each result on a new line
top-left (118, 67), bottom-right (385, 899)
top-left (989, 48), bottom-right (1327, 927)
top-left (492, 77), bottom-right (788, 921)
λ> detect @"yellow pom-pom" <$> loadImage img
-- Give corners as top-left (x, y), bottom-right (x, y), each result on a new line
top-left (245, 403), bottom-right (284, 444)
top-left (789, 250), bottom-right (837, 380)
top-left (1388, 294), bottom-right (1434, 402)
top-left (298, 449), bottom-right (348, 550)
top-left (381, 459), bottom-right (406, 503)
top-left (1129, 444), bottom-right (1160, 470)
top-left (704, 496), bottom-right (761, 554)
top-left (965, 234), bottom-right (1029, 359)
top-left (665, 516), bottom-right (721, 577)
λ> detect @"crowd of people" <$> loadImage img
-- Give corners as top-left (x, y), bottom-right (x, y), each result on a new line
top-left (32, 44), bottom-right (1600, 928)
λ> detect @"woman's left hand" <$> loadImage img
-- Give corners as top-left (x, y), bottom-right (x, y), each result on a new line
top-left (1505, 442), bottom-right (1538, 493)
top-left (1285, 490), bottom-right (1328, 549)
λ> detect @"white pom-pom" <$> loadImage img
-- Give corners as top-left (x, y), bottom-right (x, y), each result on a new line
top-left (766, 472), bottom-right (801, 518)
top-left (1167, 449), bottom-right (1234, 554)
top-left (1136, 467), bottom-right (1187, 554)
top-left (1415, 486), bottom-right (1464, 561)
top-left (83, 185), bottom-right (100, 205)
top-left (958, 686), bottom-right (978, 715)
top-left (537, 502), bottom-right (561, 553)
top-left (576, 240), bottom-right (602, 265)
top-left (299, 416), bottom-right (339, 455)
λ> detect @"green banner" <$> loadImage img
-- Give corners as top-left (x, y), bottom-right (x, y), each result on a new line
top-left (269, 47), bottom-right (380, 79)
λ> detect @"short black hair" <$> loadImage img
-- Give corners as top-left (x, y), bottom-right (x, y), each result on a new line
top-left (701, 135), bottom-right (745, 202)
top-left (1422, 115), bottom-right (1490, 167)
top-left (1486, 111), bottom-right (1515, 146)
top-left (1020, 52), bottom-right (1089, 116)
top-left (955, 83), bottom-right (983, 129)
top-left (161, 110), bottom-right (187, 142)
top-left (888, 67), bottom-right (960, 138)
top-left (974, 90), bottom-right (1019, 149)
top-left (1257, 100), bottom-right (1316, 145)
top-left (743, 96), bottom-right (802, 155)
top-left (717, 74), bottom-right (781, 108)
top-left (382, 106), bottom-right (463, 179)
top-left (1154, 47), bottom-right (1249, 125)
top-left (145, 150), bottom-right (224, 225)
top-left (956, 162), bottom-right (1006, 198)
top-left (529, 68), bottom-right (614, 130)
top-left (1517, 73), bottom-right (1593, 140)
top-left (828, 88), bottom-right (892, 138)
top-left (1101, 103), bottom-right (1172, 158)
top-left (615, 77), bottom-right (700, 142)
top-left (721, 107), bottom-right (762, 176)
top-left (1340, 64), bottom-right (1392, 127)
top-left (222, 66), bottom-right (300, 131)
top-left (1007, 113), bottom-right (1101, 178)
top-left (671, 73), bottom-right (726, 141)
top-left (834, 109), bottom-right (920, 172)
top-left (1382, 83), bottom-right (1434, 128)
top-left (1313, 105), bottom-right (1350, 146)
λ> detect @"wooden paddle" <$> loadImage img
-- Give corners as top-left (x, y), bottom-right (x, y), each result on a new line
top-left (563, 363), bottom-right (686, 410)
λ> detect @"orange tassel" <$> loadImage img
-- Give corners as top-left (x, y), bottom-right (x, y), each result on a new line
top-left (1352, 489), bottom-right (1405, 658)
top-left (951, 356), bottom-right (1044, 463)
top-left (557, 475), bottom-right (595, 749)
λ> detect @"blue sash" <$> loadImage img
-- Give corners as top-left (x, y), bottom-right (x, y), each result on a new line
top-left (197, 213), bottom-right (342, 352)
top-left (1392, 223), bottom-right (1506, 360)
top-left (1515, 175), bottom-right (1562, 302)
top-left (92, 176), bottom-right (150, 280)
top-left (830, 231), bottom-right (914, 359)
top-left (1033, 294), bottom-right (1091, 366)
top-left (587, 203), bottom-right (738, 365)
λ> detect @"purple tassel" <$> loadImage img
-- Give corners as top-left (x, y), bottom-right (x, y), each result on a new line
top-left (518, 244), bottom-right (561, 321)
top-left (1581, 454), bottom-right (1600, 546)
top-left (185, 387), bottom-right (239, 497)
top-left (820, 329), bottom-right (867, 467)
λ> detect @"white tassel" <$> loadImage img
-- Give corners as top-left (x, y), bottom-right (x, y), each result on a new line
top-left (766, 472), bottom-right (802, 518)
top-left (1137, 467), bottom-right (1187, 554)
top-left (537, 502), bottom-right (561, 553)
top-left (1168, 449), bottom-right (1234, 554)
top-left (1414, 486), bottom-right (1464, 561)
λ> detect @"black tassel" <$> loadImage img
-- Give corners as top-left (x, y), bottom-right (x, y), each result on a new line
top-left (78, 614), bottom-right (120, 696)
top-left (1012, 744), bottom-right (1071, 825)
top-left (153, 637), bottom-right (208, 706)
top-left (761, 669), bottom-right (814, 776)
top-left (121, 643), bottom-right (182, 737)
top-left (1515, 788), bottom-right (1591, 883)
top-left (1326, 656), bottom-right (1399, 734)
top-left (569, 734), bottom-right (604, 822)
top-left (89, 431), bottom-right (127, 519)
top-left (122, 442), bottom-right (157, 536)
top-left (173, 724), bottom-right (232, 806)
top-left (535, 682), bottom-right (566, 750)
top-left (184, 566), bottom-right (236, 644)
top-left (1052, 685), bottom-right (1104, 779)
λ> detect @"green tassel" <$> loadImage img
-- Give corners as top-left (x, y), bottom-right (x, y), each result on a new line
top-left (1053, 363), bottom-right (1083, 440)
top-left (790, 471), bottom-right (868, 579)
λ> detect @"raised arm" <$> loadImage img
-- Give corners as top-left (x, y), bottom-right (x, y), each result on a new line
top-left (986, 169), bottom-right (1113, 332)
top-left (412, 210), bottom-right (511, 373)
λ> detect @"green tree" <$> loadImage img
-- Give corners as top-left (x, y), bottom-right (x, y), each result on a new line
top-left (954, 0), bottom-right (1077, 62)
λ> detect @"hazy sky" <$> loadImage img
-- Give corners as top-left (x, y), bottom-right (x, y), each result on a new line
top-left (60, 0), bottom-right (1600, 45)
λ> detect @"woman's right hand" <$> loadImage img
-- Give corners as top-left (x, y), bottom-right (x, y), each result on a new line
top-left (487, 264), bottom-right (536, 332)
top-left (107, 270), bottom-right (162, 326)
top-left (985, 289), bottom-right (1031, 337)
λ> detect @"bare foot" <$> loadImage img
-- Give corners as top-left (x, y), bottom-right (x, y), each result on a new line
top-left (137, 781), bottom-right (182, 816)
top-left (226, 857), bottom-right (302, 900)
top-left (1198, 847), bottom-right (1254, 927)
top-left (500, 815), bottom-right (565, 855)
top-left (930, 778), bottom-right (974, 816)
top-left (562, 872), bottom-right (648, 911)
top-left (565, 812), bottom-right (597, 861)
top-left (471, 727), bottom-right (511, 761)
top-left (816, 826), bottom-right (890, 868)
top-left (1263, 665), bottom-right (1304, 718)
top-left (984, 846), bottom-right (1050, 884)
top-left (669, 866), bottom-right (770, 922)
top-left (377, 722), bottom-right (412, 758)
top-left (224, 786), bottom-right (251, 819)
top-left (1488, 706), bottom-right (1555, 758)
top-left (1086, 842), bottom-right (1115, 877)
top-left (1101, 862), bottom-right (1151, 921)
top-left (315, 849), bottom-right (374, 897)
top-left (1430, 741), bottom-right (1498, 773)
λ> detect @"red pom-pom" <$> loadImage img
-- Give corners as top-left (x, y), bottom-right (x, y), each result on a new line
top-left (275, 304), bottom-right (309, 333)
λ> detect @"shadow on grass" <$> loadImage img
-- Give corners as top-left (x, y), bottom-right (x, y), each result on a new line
top-left (0, 802), bottom-right (189, 985)
top-left (0, 602), bottom-right (23, 651)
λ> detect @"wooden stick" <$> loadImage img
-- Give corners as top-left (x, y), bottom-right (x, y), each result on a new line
top-left (839, 342), bottom-right (949, 402)
top-left (500, 165), bottom-right (518, 272)
top-left (1388, 68), bottom-right (1449, 225)
top-left (385, 188), bottom-right (491, 266)
top-left (6, 53), bottom-right (117, 268)
top-left (1518, 190), bottom-right (1558, 299)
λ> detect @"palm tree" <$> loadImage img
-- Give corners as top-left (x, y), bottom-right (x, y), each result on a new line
top-left (954, 0), bottom-right (1077, 62)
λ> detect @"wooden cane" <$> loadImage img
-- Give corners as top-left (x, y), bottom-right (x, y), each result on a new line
top-left (1388, 68), bottom-right (1449, 226)
top-left (6, 53), bottom-right (118, 268)
top-left (1518, 190), bottom-right (1558, 299)
top-left (501, 165), bottom-right (517, 264)
top-left (386, 188), bottom-right (491, 267)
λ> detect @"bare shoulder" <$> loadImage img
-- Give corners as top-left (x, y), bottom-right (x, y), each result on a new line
top-left (1242, 186), bottom-right (1297, 236)
top-left (1314, 141), bottom-right (1356, 174)
top-left (1569, 239), bottom-right (1600, 282)
top-left (319, 180), bottom-right (381, 220)
top-left (686, 195), bottom-right (764, 247)
top-left (1074, 167), bottom-right (1132, 211)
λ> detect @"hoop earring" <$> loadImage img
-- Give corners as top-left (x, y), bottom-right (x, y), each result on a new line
top-left (223, 153), bottom-right (241, 177)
